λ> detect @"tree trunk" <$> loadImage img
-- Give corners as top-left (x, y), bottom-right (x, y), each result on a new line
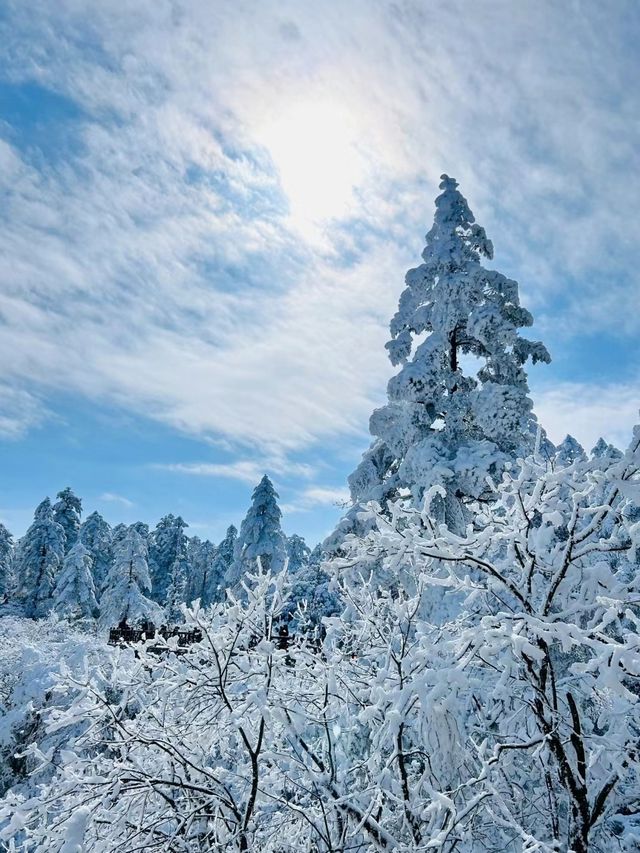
top-left (449, 327), bottom-right (458, 393)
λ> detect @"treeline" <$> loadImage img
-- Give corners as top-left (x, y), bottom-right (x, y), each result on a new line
top-left (0, 476), bottom-right (336, 629)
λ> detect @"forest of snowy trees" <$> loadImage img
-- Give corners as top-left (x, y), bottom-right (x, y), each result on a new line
top-left (0, 475), bottom-right (331, 632)
top-left (0, 176), bottom-right (639, 852)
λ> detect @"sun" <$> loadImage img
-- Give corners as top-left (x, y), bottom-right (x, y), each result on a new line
top-left (257, 96), bottom-right (366, 226)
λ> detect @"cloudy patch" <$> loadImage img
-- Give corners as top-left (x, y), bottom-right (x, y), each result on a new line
top-left (0, 386), bottom-right (48, 439)
top-left (98, 492), bottom-right (134, 508)
top-left (282, 485), bottom-right (352, 515)
top-left (534, 380), bottom-right (640, 454)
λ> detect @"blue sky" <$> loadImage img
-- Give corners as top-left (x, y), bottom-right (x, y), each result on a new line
top-left (1, 0), bottom-right (639, 545)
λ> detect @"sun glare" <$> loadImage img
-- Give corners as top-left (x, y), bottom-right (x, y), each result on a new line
top-left (258, 97), bottom-right (366, 226)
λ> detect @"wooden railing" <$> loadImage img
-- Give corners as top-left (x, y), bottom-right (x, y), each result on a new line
top-left (108, 624), bottom-right (203, 648)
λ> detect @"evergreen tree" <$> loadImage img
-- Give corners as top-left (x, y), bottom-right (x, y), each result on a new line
top-left (99, 527), bottom-right (161, 628)
top-left (52, 487), bottom-right (82, 553)
top-left (186, 535), bottom-right (203, 602)
top-left (53, 541), bottom-right (98, 621)
top-left (347, 175), bottom-right (550, 531)
top-left (288, 543), bottom-right (339, 628)
top-left (591, 436), bottom-right (622, 461)
top-left (148, 515), bottom-right (189, 604)
top-left (0, 523), bottom-right (13, 601)
top-left (130, 521), bottom-right (150, 538)
top-left (229, 478), bottom-right (286, 589)
top-left (165, 545), bottom-right (190, 622)
top-left (555, 434), bottom-right (586, 466)
top-left (285, 534), bottom-right (311, 575)
top-left (187, 537), bottom-right (219, 607)
top-left (111, 523), bottom-right (129, 548)
top-left (210, 525), bottom-right (237, 603)
top-left (15, 498), bottom-right (65, 617)
top-left (79, 511), bottom-right (113, 595)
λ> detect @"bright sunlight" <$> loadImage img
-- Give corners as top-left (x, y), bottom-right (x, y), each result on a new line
top-left (258, 96), bottom-right (366, 225)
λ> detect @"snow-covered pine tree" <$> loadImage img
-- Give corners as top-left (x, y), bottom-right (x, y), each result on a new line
top-left (0, 523), bottom-right (13, 601)
top-left (347, 175), bottom-right (550, 531)
top-left (187, 536), bottom-right (203, 603)
top-left (210, 525), bottom-right (237, 602)
top-left (99, 527), bottom-right (161, 629)
top-left (79, 511), bottom-right (113, 596)
top-left (591, 436), bottom-right (622, 461)
top-left (187, 537), bottom-right (219, 607)
top-left (148, 515), bottom-right (190, 604)
top-left (285, 534), bottom-right (311, 575)
top-left (53, 541), bottom-right (98, 621)
top-left (14, 498), bottom-right (66, 617)
top-left (111, 523), bottom-right (129, 547)
top-left (130, 521), bottom-right (150, 538)
top-left (288, 543), bottom-right (339, 628)
top-left (52, 487), bottom-right (82, 553)
top-left (555, 434), bottom-right (587, 466)
top-left (229, 477), bottom-right (286, 590)
top-left (165, 541), bottom-right (190, 622)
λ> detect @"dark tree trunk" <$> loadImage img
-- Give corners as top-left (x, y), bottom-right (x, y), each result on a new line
top-left (449, 327), bottom-right (458, 393)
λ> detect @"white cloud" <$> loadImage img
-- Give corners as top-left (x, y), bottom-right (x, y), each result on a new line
top-left (99, 492), bottom-right (134, 508)
top-left (155, 458), bottom-right (316, 485)
top-left (282, 485), bottom-right (351, 515)
top-left (533, 380), bottom-right (640, 453)
top-left (0, 385), bottom-right (47, 439)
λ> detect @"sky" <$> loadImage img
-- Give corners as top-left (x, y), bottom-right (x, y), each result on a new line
top-left (1, 0), bottom-right (639, 546)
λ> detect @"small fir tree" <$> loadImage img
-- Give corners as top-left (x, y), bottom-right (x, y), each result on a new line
top-left (165, 539), bottom-right (191, 621)
top-left (15, 498), bottom-right (66, 617)
top-left (53, 542), bottom-right (98, 621)
top-left (187, 537), bottom-right (219, 608)
top-left (99, 527), bottom-right (161, 629)
top-left (591, 437), bottom-right (622, 461)
top-left (555, 434), bottom-right (587, 466)
top-left (79, 511), bottom-right (113, 596)
top-left (148, 515), bottom-right (190, 604)
top-left (211, 525), bottom-right (237, 602)
top-left (52, 487), bottom-right (82, 553)
top-left (229, 478), bottom-right (286, 589)
top-left (285, 534), bottom-right (311, 575)
top-left (0, 523), bottom-right (14, 601)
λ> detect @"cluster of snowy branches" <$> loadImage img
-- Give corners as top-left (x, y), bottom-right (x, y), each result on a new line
top-left (2, 428), bottom-right (639, 852)
top-left (0, 476), bottom-right (325, 631)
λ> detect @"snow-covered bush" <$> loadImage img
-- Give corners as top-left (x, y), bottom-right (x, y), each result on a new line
top-left (328, 425), bottom-right (640, 851)
top-left (0, 617), bottom-right (108, 797)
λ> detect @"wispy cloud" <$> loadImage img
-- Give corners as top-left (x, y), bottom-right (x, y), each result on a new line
top-left (534, 379), bottom-right (640, 453)
top-left (154, 458), bottom-right (316, 485)
top-left (282, 485), bottom-right (351, 515)
top-left (99, 492), bottom-right (134, 509)
top-left (0, 385), bottom-right (48, 439)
